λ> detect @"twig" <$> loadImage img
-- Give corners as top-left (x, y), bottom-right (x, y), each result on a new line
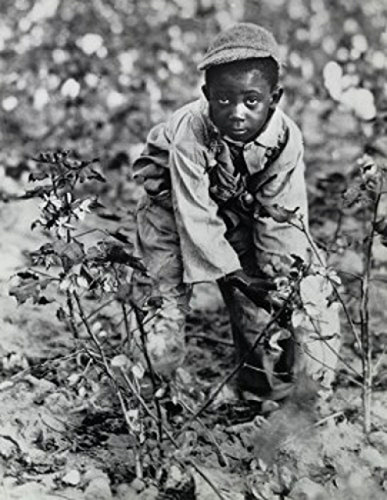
top-left (0, 434), bottom-right (23, 454)
top-left (73, 227), bottom-right (110, 239)
top-left (373, 344), bottom-right (387, 376)
top-left (187, 333), bottom-right (233, 347)
top-left (0, 349), bottom-right (84, 388)
top-left (296, 340), bottom-right (363, 388)
top-left (73, 291), bottom-right (108, 365)
top-left (116, 390), bottom-right (143, 479)
top-left (179, 399), bottom-right (229, 467)
top-left (25, 268), bottom-right (59, 280)
top-left (308, 316), bottom-right (362, 379)
top-left (282, 410), bottom-right (345, 447)
top-left (76, 297), bottom-right (116, 327)
top-left (330, 284), bottom-right (363, 353)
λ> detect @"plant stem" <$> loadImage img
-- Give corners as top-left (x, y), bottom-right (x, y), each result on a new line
top-left (131, 302), bottom-right (163, 443)
top-left (66, 291), bottom-right (79, 339)
top-left (360, 186), bottom-right (382, 434)
top-left (121, 302), bottom-right (131, 351)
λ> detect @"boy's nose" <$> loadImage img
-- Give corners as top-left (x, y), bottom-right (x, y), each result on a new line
top-left (230, 103), bottom-right (246, 121)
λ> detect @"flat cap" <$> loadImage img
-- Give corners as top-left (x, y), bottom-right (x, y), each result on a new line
top-left (198, 22), bottom-right (281, 71)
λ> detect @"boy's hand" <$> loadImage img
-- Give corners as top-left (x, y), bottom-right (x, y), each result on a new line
top-left (221, 269), bottom-right (276, 311)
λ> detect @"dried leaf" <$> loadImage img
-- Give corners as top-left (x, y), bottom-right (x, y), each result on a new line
top-left (375, 218), bottom-right (387, 237)
top-left (132, 363), bottom-right (145, 380)
top-left (111, 354), bottom-right (130, 369)
top-left (260, 203), bottom-right (300, 223)
top-left (9, 275), bottom-right (49, 305)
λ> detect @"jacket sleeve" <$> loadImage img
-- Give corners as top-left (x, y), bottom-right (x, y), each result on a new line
top-left (168, 114), bottom-right (241, 283)
top-left (132, 123), bottom-right (172, 195)
top-left (253, 130), bottom-right (313, 266)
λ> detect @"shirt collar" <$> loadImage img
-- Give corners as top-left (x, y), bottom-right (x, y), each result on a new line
top-left (252, 107), bottom-right (283, 149)
top-left (200, 97), bottom-right (282, 150)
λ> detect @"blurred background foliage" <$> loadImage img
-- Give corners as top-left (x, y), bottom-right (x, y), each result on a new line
top-left (1, 0), bottom-right (387, 207)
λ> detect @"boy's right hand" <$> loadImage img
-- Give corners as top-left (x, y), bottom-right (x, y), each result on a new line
top-left (220, 269), bottom-right (277, 311)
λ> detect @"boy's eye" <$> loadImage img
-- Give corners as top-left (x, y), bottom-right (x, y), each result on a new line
top-left (245, 97), bottom-right (259, 106)
top-left (216, 96), bottom-right (230, 105)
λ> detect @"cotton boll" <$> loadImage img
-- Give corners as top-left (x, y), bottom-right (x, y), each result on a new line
top-left (322, 36), bottom-right (336, 55)
top-left (2, 96), bottom-right (18, 111)
top-left (372, 51), bottom-right (386, 69)
top-left (337, 47), bottom-right (350, 62)
top-left (106, 91), bottom-right (126, 109)
top-left (61, 78), bottom-right (80, 99)
top-left (76, 33), bottom-right (104, 56)
top-left (340, 87), bottom-right (376, 121)
top-left (84, 73), bottom-right (99, 88)
top-left (352, 33), bottom-right (368, 53)
top-left (118, 50), bottom-right (138, 74)
top-left (343, 18), bottom-right (359, 34)
top-left (323, 61), bottom-right (343, 100)
top-left (33, 88), bottom-right (49, 110)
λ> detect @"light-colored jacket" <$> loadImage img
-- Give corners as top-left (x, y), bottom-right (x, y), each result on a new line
top-left (133, 98), bottom-right (310, 284)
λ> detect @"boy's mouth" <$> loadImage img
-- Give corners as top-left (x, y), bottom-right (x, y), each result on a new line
top-left (226, 127), bottom-right (250, 140)
top-left (228, 124), bottom-right (248, 134)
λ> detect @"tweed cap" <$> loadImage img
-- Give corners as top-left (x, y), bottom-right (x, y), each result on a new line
top-left (198, 22), bottom-right (281, 71)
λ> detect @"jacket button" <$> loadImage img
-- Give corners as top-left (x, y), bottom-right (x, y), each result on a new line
top-left (242, 192), bottom-right (254, 205)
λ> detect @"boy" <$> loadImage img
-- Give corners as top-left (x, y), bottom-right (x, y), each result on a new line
top-left (132, 23), bottom-right (340, 403)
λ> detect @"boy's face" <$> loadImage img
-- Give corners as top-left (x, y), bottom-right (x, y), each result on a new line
top-left (203, 64), bottom-right (281, 143)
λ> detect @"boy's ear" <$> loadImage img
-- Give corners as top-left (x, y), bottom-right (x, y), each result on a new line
top-left (202, 84), bottom-right (210, 101)
top-left (270, 86), bottom-right (283, 108)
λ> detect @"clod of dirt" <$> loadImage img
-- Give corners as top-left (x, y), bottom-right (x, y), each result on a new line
top-left (289, 477), bottom-right (329, 500)
top-left (135, 485), bottom-right (159, 500)
top-left (193, 469), bottom-right (245, 500)
top-left (369, 430), bottom-right (387, 453)
top-left (245, 471), bottom-right (281, 499)
top-left (84, 466), bottom-right (110, 483)
top-left (359, 446), bottom-right (387, 469)
top-left (0, 436), bottom-right (17, 459)
top-left (158, 464), bottom-right (195, 499)
top-left (84, 476), bottom-right (113, 500)
top-left (130, 477), bottom-right (146, 493)
top-left (62, 469), bottom-right (81, 486)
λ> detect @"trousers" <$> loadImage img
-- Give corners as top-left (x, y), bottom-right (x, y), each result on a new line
top-left (133, 191), bottom-right (341, 400)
